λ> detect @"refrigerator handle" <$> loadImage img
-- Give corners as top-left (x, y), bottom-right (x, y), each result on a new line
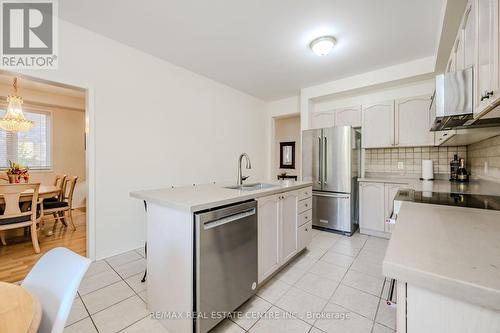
top-left (323, 136), bottom-right (327, 184)
top-left (317, 136), bottom-right (322, 185)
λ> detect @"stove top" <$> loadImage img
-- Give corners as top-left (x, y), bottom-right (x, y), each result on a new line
top-left (395, 190), bottom-right (500, 211)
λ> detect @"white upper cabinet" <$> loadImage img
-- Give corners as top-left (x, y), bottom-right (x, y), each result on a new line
top-left (475, 0), bottom-right (499, 114)
top-left (463, 2), bottom-right (476, 69)
top-left (454, 33), bottom-right (465, 71)
top-left (335, 105), bottom-right (362, 127)
top-left (310, 110), bottom-right (335, 129)
top-left (395, 96), bottom-right (434, 147)
top-left (362, 101), bottom-right (395, 148)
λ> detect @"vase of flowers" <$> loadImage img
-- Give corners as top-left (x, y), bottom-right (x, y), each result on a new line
top-left (5, 160), bottom-right (29, 183)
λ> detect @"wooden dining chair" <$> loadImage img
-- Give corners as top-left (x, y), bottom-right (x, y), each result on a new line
top-left (43, 176), bottom-right (78, 231)
top-left (0, 183), bottom-right (42, 253)
top-left (54, 174), bottom-right (67, 196)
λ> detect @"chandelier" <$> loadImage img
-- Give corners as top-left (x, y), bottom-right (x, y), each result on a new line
top-left (0, 78), bottom-right (34, 132)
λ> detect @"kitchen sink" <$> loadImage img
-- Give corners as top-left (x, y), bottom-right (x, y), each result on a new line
top-left (225, 183), bottom-right (278, 191)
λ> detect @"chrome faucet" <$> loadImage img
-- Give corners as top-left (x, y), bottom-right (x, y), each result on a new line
top-left (237, 153), bottom-right (252, 185)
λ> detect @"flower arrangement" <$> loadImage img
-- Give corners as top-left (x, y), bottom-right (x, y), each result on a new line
top-left (5, 160), bottom-right (29, 183)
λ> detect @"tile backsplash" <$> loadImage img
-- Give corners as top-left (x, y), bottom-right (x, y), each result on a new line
top-left (365, 146), bottom-right (467, 175)
top-left (468, 135), bottom-right (500, 180)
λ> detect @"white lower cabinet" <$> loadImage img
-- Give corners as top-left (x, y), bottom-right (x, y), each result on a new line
top-left (298, 221), bottom-right (313, 251)
top-left (384, 183), bottom-right (406, 233)
top-left (257, 187), bottom-right (312, 283)
top-left (257, 194), bottom-right (281, 283)
top-left (359, 182), bottom-right (385, 236)
top-left (281, 191), bottom-right (299, 263)
top-left (359, 181), bottom-right (408, 238)
top-left (397, 281), bottom-right (500, 333)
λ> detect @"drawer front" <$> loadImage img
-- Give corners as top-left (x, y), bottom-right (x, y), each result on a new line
top-left (298, 209), bottom-right (312, 227)
top-left (298, 197), bottom-right (312, 213)
top-left (299, 187), bottom-right (313, 201)
top-left (298, 221), bottom-right (313, 251)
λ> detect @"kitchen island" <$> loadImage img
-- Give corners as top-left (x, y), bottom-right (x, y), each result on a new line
top-left (130, 180), bottom-right (313, 333)
top-left (383, 202), bottom-right (500, 332)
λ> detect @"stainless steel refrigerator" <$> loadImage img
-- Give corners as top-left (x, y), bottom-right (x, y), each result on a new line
top-left (302, 126), bottom-right (361, 235)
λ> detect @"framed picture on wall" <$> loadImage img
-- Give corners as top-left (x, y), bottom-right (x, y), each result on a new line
top-left (279, 141), bottom-right (295, 169)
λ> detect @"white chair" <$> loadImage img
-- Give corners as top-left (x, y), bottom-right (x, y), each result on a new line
top-left (21, 247), bottom-right (91, 333)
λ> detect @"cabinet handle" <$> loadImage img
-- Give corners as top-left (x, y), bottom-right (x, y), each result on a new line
top-left (305, 203), bottom-right (308, 207)
top-left (481, 90), bottom-right (494, 101)
top-left (305, 228), bottom-right (308, 231)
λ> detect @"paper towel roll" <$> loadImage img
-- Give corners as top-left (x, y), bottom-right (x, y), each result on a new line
top-left (421, 159), bottom-right (434, 180)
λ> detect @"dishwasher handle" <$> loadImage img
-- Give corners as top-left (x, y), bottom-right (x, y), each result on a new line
top-left (203, 208), bottom-right (256, 230)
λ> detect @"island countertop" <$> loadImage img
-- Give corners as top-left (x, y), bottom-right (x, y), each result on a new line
top-left (383, 201), bottom-right (500, 311)
top-left (130, 180), bottom-right (312, 212)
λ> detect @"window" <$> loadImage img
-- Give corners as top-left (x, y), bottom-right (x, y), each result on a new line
top-left (0, 109), bottom-right (52, 170)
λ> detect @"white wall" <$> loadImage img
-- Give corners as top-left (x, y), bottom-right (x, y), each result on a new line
top-left (17, 20), bottom-right (268, 260)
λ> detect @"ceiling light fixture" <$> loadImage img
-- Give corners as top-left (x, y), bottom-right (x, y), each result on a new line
top-left (309, 36), bottom-right (337, 56)
top-left (0, 78), bottom-right (34, 132)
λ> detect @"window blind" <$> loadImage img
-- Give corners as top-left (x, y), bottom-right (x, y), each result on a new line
top-left (0, 109), bottom-right (52, 170)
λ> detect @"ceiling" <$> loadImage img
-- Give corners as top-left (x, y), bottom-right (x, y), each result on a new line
top-left (59, 0), bottom-right (444, 101)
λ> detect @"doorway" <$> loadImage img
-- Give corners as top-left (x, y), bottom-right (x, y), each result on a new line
top-left (0, 71), bottom-right (94, 283)
top-left (273, 114), bottom-right (301, 180)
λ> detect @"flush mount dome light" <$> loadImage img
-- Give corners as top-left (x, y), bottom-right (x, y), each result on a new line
top-left (309, 36), bottom-right (337, 56)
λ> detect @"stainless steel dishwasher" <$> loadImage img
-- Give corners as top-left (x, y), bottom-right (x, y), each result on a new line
top-left (195, 200), bottom-right (258, 333)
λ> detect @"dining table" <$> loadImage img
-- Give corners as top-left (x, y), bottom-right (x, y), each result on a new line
top-left (0, 185), bottom-right (60, 204)
top-left (0, 281), bottom-right (42, 333)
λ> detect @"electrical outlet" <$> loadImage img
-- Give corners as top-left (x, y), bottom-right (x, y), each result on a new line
top-left (398, 161), bottom-right (404, 170)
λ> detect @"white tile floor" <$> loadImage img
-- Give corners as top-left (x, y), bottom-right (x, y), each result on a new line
top-left (65, 229), bottom-right (396, 333)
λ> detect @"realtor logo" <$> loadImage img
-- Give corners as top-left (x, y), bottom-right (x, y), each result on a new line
top-left (1, 0), bottom-right (58, 69)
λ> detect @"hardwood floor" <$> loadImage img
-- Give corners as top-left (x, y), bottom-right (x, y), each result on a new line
top-left (0, 208), bottom-right (86, 283)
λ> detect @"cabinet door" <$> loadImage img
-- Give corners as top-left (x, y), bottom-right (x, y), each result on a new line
top-left (395, 96), bottom-right (434, 147)
top-left (463, 2), bottom-right (476, 69)
top-left (335, 106), bottom-right (362, 127)
top-left (310, 111), bottom-right (335, 129)
top-left (476, 0), bottom-right (499, 114)
top-left (446, 52), bottom-right (456, 73)
top-left (384, 183), bottom-right (407, 233)
top-left (298, 221), bottom-right (313, 251)
top-left (359, 182), bottom-right (385, 233)
top-left (454, 33), bottom-right (465, 71)
top-left (257, 195), bottom-right (280, 283)
top-left (362, 101), bottom-right (395, 148)
top-left (280, 191), bottom-right (298, 263)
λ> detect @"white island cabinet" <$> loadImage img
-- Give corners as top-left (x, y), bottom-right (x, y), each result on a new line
top-left (257, 187), bottom-right (312, 283)
top-left (130, 181), bottom-right (313, 333)
top-left (384, 202), bottom-right (500, 333)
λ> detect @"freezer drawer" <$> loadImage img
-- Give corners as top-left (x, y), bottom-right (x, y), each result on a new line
top-left (312, 192), bottom-right (352, 233)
